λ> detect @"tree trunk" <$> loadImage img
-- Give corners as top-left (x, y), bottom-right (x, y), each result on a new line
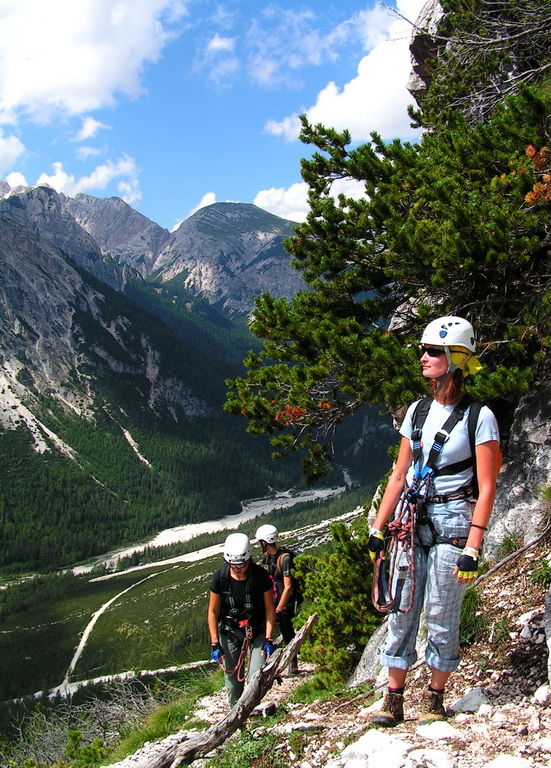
top-left (142, 614), bottom-right (317, 768)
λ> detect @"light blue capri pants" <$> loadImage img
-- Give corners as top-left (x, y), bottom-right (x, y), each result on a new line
top-left (380, 499), bottom-right (472, 674)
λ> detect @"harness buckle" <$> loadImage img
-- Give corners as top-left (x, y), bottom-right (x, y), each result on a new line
top-left (433, 430), bottom-right (450, 452)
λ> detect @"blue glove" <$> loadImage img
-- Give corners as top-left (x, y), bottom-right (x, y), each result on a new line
top-left (210, 642), bottom-right (223, 662)
top-left (262, 638), bottom-right (274, 657)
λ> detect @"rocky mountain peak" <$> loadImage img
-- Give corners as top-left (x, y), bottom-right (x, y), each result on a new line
top-left (153, 201), bottom-right (301, 313)
top-left (64, 192), bottom-right (171, 277)
top-left (60, 192), bottom-right (304, 313)
top-left (1, 185), bottom-right (123, 291)
top-left (178, 201), bottom-right (295, 237)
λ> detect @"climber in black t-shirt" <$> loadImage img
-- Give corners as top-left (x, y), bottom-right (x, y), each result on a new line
top-left (256, 524), bottom-right (300, 675)
top-left (207, 532), bottom-right (276, 707)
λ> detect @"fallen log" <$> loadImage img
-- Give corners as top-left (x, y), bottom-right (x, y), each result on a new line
top-left (141, 613), bottom-right (317, 768)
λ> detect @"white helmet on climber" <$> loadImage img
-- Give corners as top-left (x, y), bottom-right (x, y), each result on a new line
top-left (420, 316), bottom-right (476, 352)
top-left (255, 524), bottom-right (278, 544)
top-left (223, 533), bottom-right (251, 565)
top-left (421, 316), bottom-right (480, 375)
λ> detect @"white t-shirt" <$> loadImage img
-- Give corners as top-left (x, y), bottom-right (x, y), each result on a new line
top-left (399, 399), bottom-right (500, 496)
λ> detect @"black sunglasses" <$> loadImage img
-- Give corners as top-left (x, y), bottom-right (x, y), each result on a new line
top-left (420, 346), bottom-right (446, 357)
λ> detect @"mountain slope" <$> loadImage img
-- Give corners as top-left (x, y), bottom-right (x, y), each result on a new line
top-left (0, 187), bottom-right (302, 573)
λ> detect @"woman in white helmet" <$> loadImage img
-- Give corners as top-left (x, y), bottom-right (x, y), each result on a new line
top-left (367, 316), bottom-right (500, 727)
top-left (207, 532), bottom-right (276, 707)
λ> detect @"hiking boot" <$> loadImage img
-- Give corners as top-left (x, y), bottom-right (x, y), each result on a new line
top-left (288, 656), bottom-right (299, 676)
top-left (370, 691), bottom-right (404, 727)
top-left (418, 689), bottom-right (446, 723)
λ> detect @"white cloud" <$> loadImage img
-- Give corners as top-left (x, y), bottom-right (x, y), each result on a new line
top-left (36, 155), bottom-right (140, 204)
top-left (0, 0), bottom-right (188, 122)
top-left (244, 9), bottom-right (345, 89)
top-left (75, 146), bottom-right (102, 160)
top-left (0, 131), bottom-right (25, 175)
top-left (207, 34), bottom-right (236, 55)
top-left (264, 0), bottom-right (425, 143)
top-left (116, 177), bottom-right (141, 207)
top-left (194, 31), bottom-right (240, 85)
top-left (254, 183), bottom-right (309, 222)
top-left (264, 114), bottom-right (303, 143)
top-left (197, 5), bottom-right (359, 90)
top-left (75, 117), bottom-right (109, 142)
top-left (190, 191), bottom-right (217, 213)
top-left (173, 192), bottom-right (218, 228)
top-left (6, 171), bottom-right (27, 189)
top-left (254, 177), bottom-right (367, 223)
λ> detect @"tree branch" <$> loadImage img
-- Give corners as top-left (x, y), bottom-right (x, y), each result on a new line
top-left (473, 525), bottom-right (551, 588)
top-left (141, 614), bottom-right (317, 768)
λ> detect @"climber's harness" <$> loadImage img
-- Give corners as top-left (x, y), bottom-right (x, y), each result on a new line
top-left (372, 396), bottom-right (475, 614)
top-left (218, 566), bottom-right (256, 681)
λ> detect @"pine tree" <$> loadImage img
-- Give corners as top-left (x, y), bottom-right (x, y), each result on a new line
top-left (293, 516), bottom-right (380, 688)
top-left (225, 90), bottom-right (551, 482)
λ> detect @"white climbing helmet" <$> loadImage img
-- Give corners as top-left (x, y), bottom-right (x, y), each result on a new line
top-left (255, 524), bottom-right (278, 544)
top-left (421, 316), bottom-right (476, 352)
top-left (223, 533), bottom-right (251, 565)
top-left (421, 316), bottom-right (479, 375)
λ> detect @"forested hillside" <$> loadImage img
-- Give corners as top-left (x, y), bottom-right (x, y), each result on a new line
top-left (0, 186), bottom-right (394, 575)
top-left (0, 190), bottom-right (309, 575)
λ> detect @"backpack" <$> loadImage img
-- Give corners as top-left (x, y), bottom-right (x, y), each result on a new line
top-left (269, 547), bottom-right (303, 605)
top-left (412, 395), bottom-right (501, 498)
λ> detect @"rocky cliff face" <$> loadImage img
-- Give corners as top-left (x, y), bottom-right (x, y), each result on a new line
top-left (406, 0), bottom-right (445, 101)
top-left (0, 187), bottom-right (212, 440)
top-left (488, 355), bottom-right (551, 556)
top-left (64, 193), bottom-right (171, 277)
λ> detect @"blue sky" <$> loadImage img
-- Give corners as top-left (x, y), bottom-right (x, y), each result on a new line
top-left (0, 0), bottom-right (425, 231)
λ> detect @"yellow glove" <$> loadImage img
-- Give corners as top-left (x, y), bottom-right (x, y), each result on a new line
top-left (368, 529), bottom-right (385, 561)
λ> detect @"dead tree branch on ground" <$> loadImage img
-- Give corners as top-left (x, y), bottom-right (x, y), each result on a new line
top-left (142, 614), bottom-right (317, 768)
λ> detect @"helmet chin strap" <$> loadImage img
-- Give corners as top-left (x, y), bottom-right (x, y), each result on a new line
top-left (434, 373), bottom-right (451, 394)
top-left (444, 348), bottom-right (473, 376)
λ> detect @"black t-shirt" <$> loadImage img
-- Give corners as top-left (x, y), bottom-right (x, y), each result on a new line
top-left (210, 561), bottom-right (272, 629)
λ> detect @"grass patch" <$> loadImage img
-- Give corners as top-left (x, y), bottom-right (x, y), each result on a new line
top-left (210, 729), bottom-right (281, 768)
top-left (530, 559), bottom-right (551, 589)
top-left (459, 587), bottom-right (490, 645)
top-left (496, 534), bottom-right (524, 559)
top-left (106, 668), bottom-right (224, 765)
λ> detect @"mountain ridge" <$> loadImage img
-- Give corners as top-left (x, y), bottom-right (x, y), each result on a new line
top-left (64, 194), bottom-right (304, 314)
top-left (0, 185), bottom-right (314, 572)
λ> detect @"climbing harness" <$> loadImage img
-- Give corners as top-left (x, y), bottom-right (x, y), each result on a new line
top-left (372, 395), bottom-right (479, 614)
top-left (219, 622), bottom-right (253, 682)
top-left (219, 563), bottom-right (256, 681)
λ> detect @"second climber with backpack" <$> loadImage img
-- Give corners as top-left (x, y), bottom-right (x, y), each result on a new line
top-left (255, 524), bottom-right (301, 675)
top-left (367, 316), bottom-right (500, 728)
